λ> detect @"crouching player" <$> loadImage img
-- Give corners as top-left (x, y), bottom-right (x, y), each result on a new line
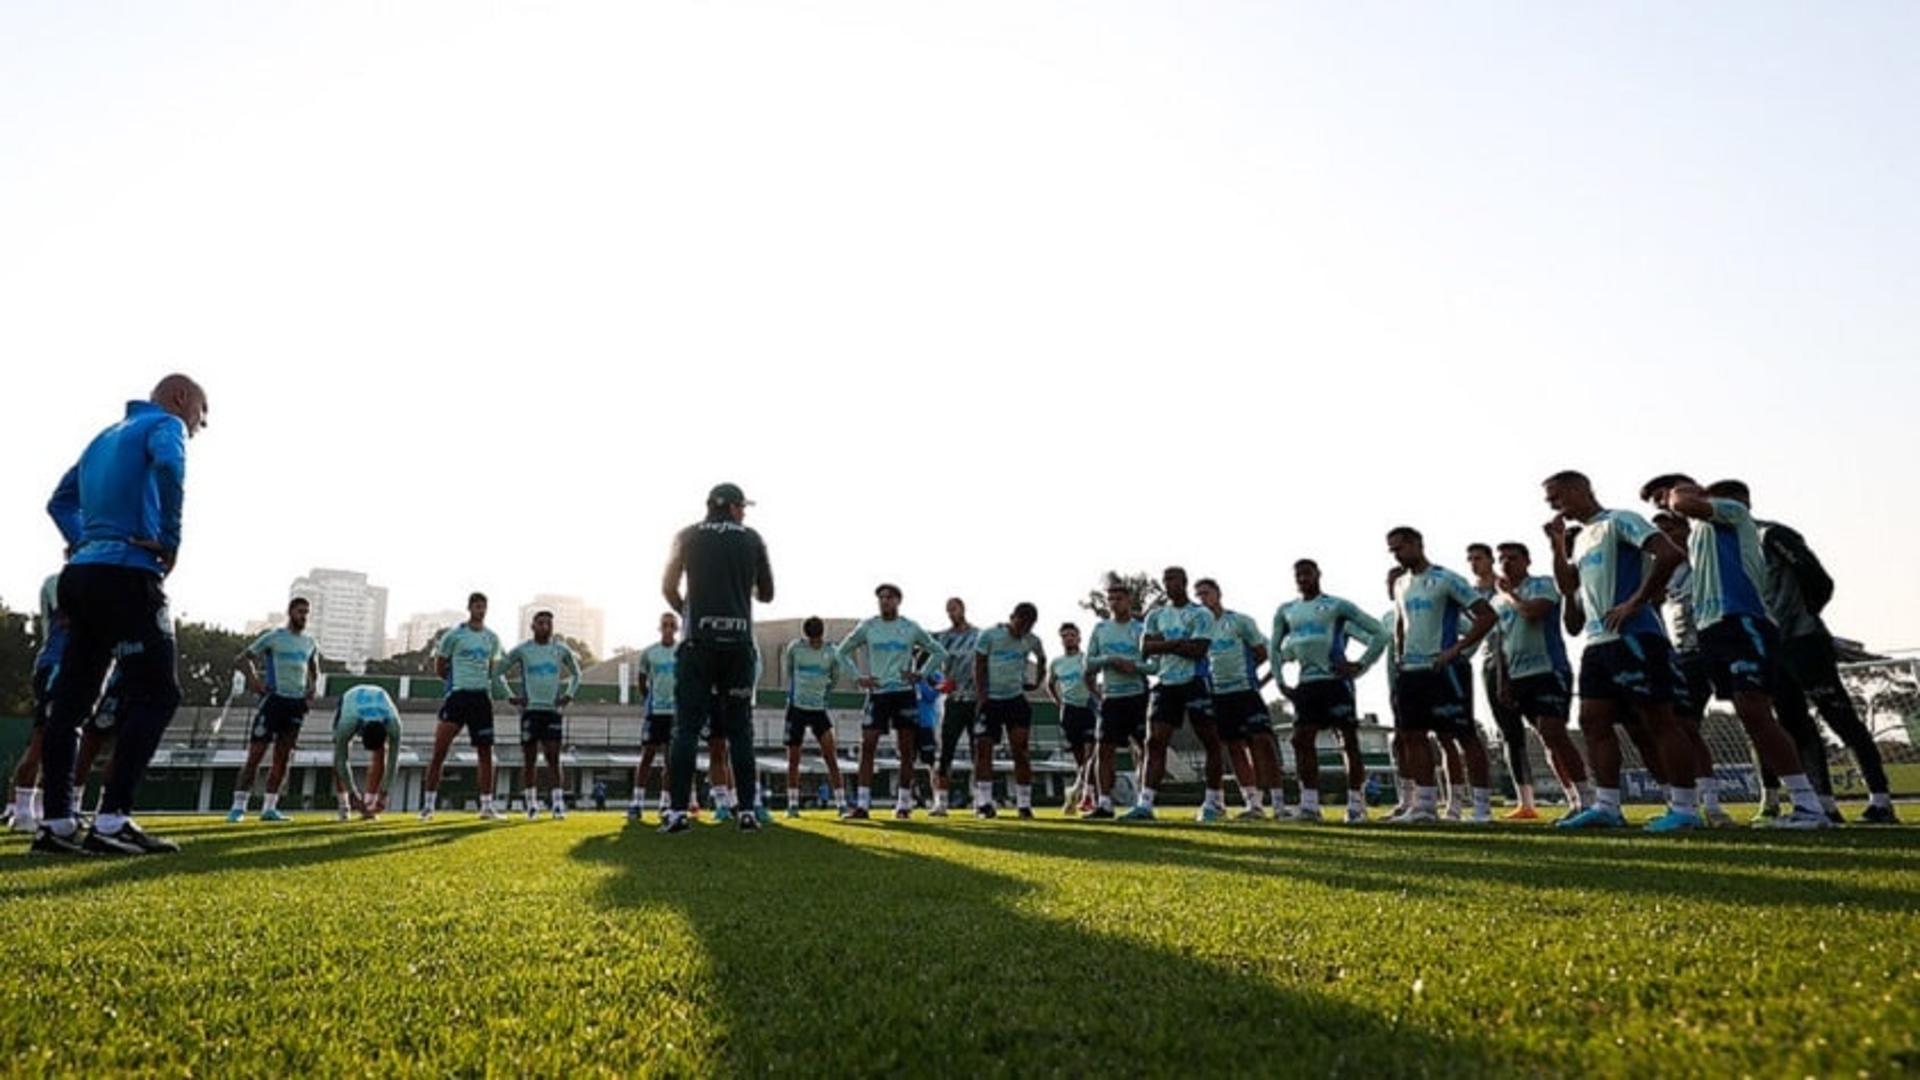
top-left (333, 684), bottom-right (403, 820)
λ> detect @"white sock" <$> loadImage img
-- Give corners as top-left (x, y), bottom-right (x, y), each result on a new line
top-left (96, 812), bottom-right (129, 834)
top-left (1595, 787), bottom-right (1621, 813)
top-left (1138, 787), bottom-right (1157, 808)
top-left (1097, 794), bottom-right (1113, 810)
top-left (974, 781), bottom-right (992, 806)
top-left (1575, 781), bottom-right (1593, 810)
top-left (1301, 788), bottom-right (1321, 812)
top-left (1205, 787), bottom-right (1224, 810)
top-left (525, 788), bottom-right (538, 809)
top-left (17, 787), bottom-right (38, 819)
top-left (30, 789), bottom-right (41, 819)
top-left (1471, 787), bottom-right (1491, 816)
top-left (424, 791), bottom-right (439, 812)
top-left (630, 790), bottom-right (644, 808)
top-left (1670, 786), bottom-right (1697, 811)
top-left (836, 787), bottom-right (848, 808)
top-left (231, 790), bottom-right (250, 812)
top-left (1699, 777), bottom-right (1721, 812)
top-left (551, 788), bottom-right (565, 811)
top-left (480, 793), bottom-right (494, 812)
top-left (1267, 788), bottom-right (1286, 812)
top-left (895, 787), bottom-right (912, 809)
top-left (1781, 774), bottom-right (1823, 816)
top-left (47, 815), bottom-right (79, 838)
top-left (712, 786), bottom-right (730, 809)
top-left (262, 793), bottom-right (279, 813)
top-left (1244, 788), bottom-right (1264, 810)
top-left (1870, 792), bottom-right (1891, 809)
top-left (1347, 789), bottom-right (1365, 811)
top-left (1394, 777), bottom-right (1412, 806)
top-left (1414, 785), bottom-right (1437, 811)
top-left (1015, 784), bottom-right (1032, 809)
top-left (857, 786), bottom-right (872, 809)
top-left (933, 789), bottom-right (948, 810)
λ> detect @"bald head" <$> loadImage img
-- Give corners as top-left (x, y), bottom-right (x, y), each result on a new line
top-left (151, 374), bottom-right (209, 436)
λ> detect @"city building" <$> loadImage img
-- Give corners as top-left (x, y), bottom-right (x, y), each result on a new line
top-left (517, 594), bottom-right (606, 658)
top-left (288, 568), bottom-right (389, 673)
top-left (394, 609), bottom-right (465, 655)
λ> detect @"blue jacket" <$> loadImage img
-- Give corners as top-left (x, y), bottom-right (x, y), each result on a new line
top-left (47, 401), bottom-right (188, 576)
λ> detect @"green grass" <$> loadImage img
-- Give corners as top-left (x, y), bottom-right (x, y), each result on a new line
top-left (1, 809), bottom-right (1916, 1077)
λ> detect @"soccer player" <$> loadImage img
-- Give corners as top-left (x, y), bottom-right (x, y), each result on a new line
top-left (331, 683), bottom-right (403, 821)
top-left (970, 603), bottom-right (1047, 819)
top-left (1486, 543), bottom-right (1593, 817)
top-left (1541, 471), bottom-right (1707, 832)
top-left (501, 610), bottom-right (583, 820)
top-left (37, 374), bottom-right (208, 856)
top-left (1087, 581), bottom-right (1151, 819)
top-left (1652, 510), bottom-right (1734, 827)
top-left (1468, 543), bottom-right (1539, 819)
top-left (781, 617), bottom-right (851, 818)
top-left (1138, 567), bottom-right (1226, 822)
top-left (1193, 579), bottom-right (1278, 819)
top-left (422, 593), bottom-right (510, 821)
top-left (659, 483), bottom-right (775, 834)
top-left (1385, 528), bottom-right (1498, 824)
top-left (930, 599), bottom-right (980, 816)
top-left (1641, 475), bottom-right (1830, 828)
top-left (628, 612), bottom-right (679, 822)
top-left (837, 584), bottom-right (946, 820)
top-left (1718, 479), bottom-right (1895, 824)
top-left (227, 597), bottom-right (321, 823)
top-left (1271, 560), bottom-right (1388, 825)
top-left (9, 570), bottom-right (66, 833)
top-left (1048, 623), bottom-right (1099, 814)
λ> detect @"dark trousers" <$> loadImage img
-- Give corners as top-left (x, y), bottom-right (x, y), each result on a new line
top-left (1487, 686), bottom-right (1530, 788)
top-left (1761, 630), bottom-right (1888, 795)
top-left (43, 564), bottom-right (182, 822)
top-left (668, 642), bottom-right (759, 812)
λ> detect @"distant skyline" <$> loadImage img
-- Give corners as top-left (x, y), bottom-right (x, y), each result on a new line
top-left (5, 3), bottom-right (1917, 723)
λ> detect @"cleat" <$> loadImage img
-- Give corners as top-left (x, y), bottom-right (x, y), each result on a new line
top-left (336, 808), bottom-right (350, 822)
top-left (1343, 806), bottom-right (1368, 825)
top-left (785, 806), bottom-right (802, 819)
top-left (1644, 808), bottom-right (1703, 834)
top-left (1750, 802), bottom-right (1781, 824)
top-left (225, 808), bottom-right (246, 824)
top-left (974, 804), bottom-right (997, 820)
top-left (1236, 807), bottom-right (1268, 821)
top-left (478, 807), bottom-right (503, 821)
top-left (929, 807), bottom-right (949, 818)
top-left (659, 812), bottom-right (692, 835)
top-left (260, 808), bottom-right (288, 823)
top-left (712, 806), bottom-right (733, 824)
top-left (1195, 804), bottom-right (1227, 823)
top-left (29, 825), bottom-right (93, 857)
top-left (1825, 807), bottom-right (1847, 826)
top-left (1467, 812), bottom-right (1494, 825)
top-left (88, 821), bottom-right (178, 854)
top-left (754, 806), bottom-right (773, 826)
top-left (1503, 806), bottom-right (1541, 821)
top-left (1085, 806), bottom-right (1116, 819)
top-left (418, 809), bottom-right (435, 822)
top-left (552, 807), bottom-right (566, 821)
top-left (1120, 805), bottom-right (1156, 822)
top-left (1294, 807), bottom-right (1326, 824)
top-left (1702, 806), bottom-right (1737, 829)
top-left (1860, 804), bottom-right (1900, 826)
top-left (11, 813), bottom-right (39, 835)
top-left (1770, 808), bottom-right (1833, 831)
top-left (1443, 805), bottom-right (1464, 822)
top-left (1555, 806), bottom-right (1627, 830)
top-left (1395, 808), bottom-right (1439, 824)
top-left (845, 807), bottom-right (871, 820)
top-left (1383, 804), bottom-right (1411, 822)
top-left (738, 812), bottom-right (761, 833)
top-left (527, 806), bottom-right (540, 821)
top-left (893, 807), bottom-right (912, 821)
top-left (1017, 807), bottom-right (1035, 820)
top-left (626, 805), bottom-right (642, 823)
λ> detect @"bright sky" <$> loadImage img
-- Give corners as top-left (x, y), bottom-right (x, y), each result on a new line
top-left (4, 3), bottom-right (1917, 715)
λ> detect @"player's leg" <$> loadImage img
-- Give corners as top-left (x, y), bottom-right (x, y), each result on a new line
top-left (971, 717), bottom-right (998, 820)
top-left (662, 648), bottom-right (713, 831)
top-left (89, 578), bottom-right (184, 853)
top-left (230, 723), bottom-right (270, 822)
top-left (783, 710), bottom-right (805, 817)
top-left (1529, 712), bottom-right (1589, 814)
top-left (1558, 697), bottom-right (1627, 828)
top-left (816, 727), bottom-right (848, 814)
top-left (9, 725), bottom-right (45, 832)
top-left (1438, 736), bottom-right (1466, 819)
top-left (1007, 701), bottom-right (1036, 818)
top-left (1192, 699), bottom-right (1229, 820)
top-left (935, 700), bottom-right (973, 814)
top-left (262, 729), bottom-right (297, 821)
top-left (893, 717), bottom-right (920, 820)
top-left (1769, 670), bottom-right (1830, 806)
top-left (1490, 692), bottom-right (1536, 819)
top-left (854, 722), bottom-right (880, 819)
top-left (33, 569), bottom-right (114, 849)
top-left (520, 718), bottom-right (542, 819)
top-left (544, 739), bottom-right (566, 818)
top-left (1787, 631), bottom-right (1893, 821)
top-left (1336, 727), bottom-right (1368, 823)
top-left (422, 720), bottom-right (458, 819)
top-left (1456, 729), bottom-right (1494, 823)
top-left (717, 654), bottom-right (762, 827)
top-left (1291, 725), bottom-right (1322, 821)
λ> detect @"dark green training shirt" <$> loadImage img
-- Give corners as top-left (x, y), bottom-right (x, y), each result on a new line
top-left (670, 515), bottom-right (773, 647)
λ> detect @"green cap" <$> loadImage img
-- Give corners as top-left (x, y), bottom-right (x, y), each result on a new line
top-left (707, 482), bottom-right (753, 507)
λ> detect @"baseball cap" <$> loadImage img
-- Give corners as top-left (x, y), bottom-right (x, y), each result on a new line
top-left (707, 482), bottom-right (754, 507)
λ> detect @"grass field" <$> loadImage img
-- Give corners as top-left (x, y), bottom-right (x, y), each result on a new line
top-left (1, 809), bottom-right (1916, 1077)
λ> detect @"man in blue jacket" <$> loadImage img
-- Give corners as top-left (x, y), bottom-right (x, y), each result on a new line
top-left (36, 374), bottom-right (209, 856)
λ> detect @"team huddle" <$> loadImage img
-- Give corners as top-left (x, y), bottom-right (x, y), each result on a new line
top-left (8, 374), bottom-right (1901, 855)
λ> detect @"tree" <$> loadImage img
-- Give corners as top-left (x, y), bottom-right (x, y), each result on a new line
top-left (367, 645), bottom-right (436, 677)
top-left (1079, 570), bottom-right (1170, 621)
top-left (560, 635), bottom-right (598, 668)
top-left (0, 604), bottom-right (36, 717)
top-left (174, 620), bottom-right (253, 707)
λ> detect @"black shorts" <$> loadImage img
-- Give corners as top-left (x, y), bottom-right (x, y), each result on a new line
top-left (1291, 679), bottom-right (1359, 730)
top-left (1393, 667), bottom-right (1472, 737)
top-left (1210, 690), bottom-right (1271, 740)
top-left (864, 690), bottom-right (918, 733)
top-left (1700, 616), bottom-right (1779, 699)
top-left (938, 700), bottom-right (977, 769)
top-left (1149, 680), bottom-right (1212, 729)
top-left (1510, 671), bottom-right (1572, 719)
top-left (519, 709), bottom-right (564, 745)
top-left (438, 689), bottom-right (497, 746)
top-left (644, 713), bottom-right (674, 747)
top-left (1060, 703), bottom-right (1097, 749)
top-left (784, 706), bottom-right (831, 747)
top-left (674, 642), bottom-right (756, 746)
top-left (250, 695), bottom-right (309, 743)
top-left (360, 722), bottom-right (392, 752)
top-left (1097, 694), bottom-right (1148, 745)
top-left (1576, 634), bottom-right (1676, 706)
top-left (1672, 650), bottom-right (1712, 721)
top-left (973, 696), bottom-right (1033, 744)
top-left (1453, 660), bottom-right (1477, 724)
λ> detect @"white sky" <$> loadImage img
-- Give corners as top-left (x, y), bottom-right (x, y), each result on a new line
top-left (4, 3), bottom-right (1917, 715)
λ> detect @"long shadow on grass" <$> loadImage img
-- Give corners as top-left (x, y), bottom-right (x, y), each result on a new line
top-left (900, 821), bottom-right (1920, 915)
top-left (571, 824), bottom-right (1545, 1076)
top-left (0, 821), bottom-right (492, 901)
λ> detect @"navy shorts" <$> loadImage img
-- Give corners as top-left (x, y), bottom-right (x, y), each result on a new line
top-left (438, 689), bottom-right (497, 746)
top-left (1060, 703), bottom-right (1097, 749)
top-left (520, 709), bottom-right (564, 745)
top-left (1672, 650), bottom-right (1712, 722)
top-left (1211, 690), bottom-right (1271, 740)
top-left (1452, 660), bottom-right (1477, 724)
top-left (1393, 667), bottom-right (1472, 737)
top-left (1291, 679), bottom-right (1359, 730)
top-left (1097, 694), bottom-right (1148, 745)
top-left (1510, 672), bottom-right (1572, 719)
top-left (1700, 616), bottom-right (1778, 700)
top-left (784, 706), bottom-right (831, 747)
top-left (1576, 634), bottom-right (1676, 706)
top-left (864, 690), bottom-right (919, 733)
top-left (250, 695), bottom-right (309, 743)
top-left (1149, 680), bottom-right (1212, 729)
top-left (643, 713), bottom-right (673, 747)
top-left (973, 696), bottom-right (1032, 744)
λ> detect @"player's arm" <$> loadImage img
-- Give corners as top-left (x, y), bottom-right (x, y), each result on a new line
top-left (836, 623), bottom-right (877, 689)
top-left (332, 713), bottom-right (359, 804)
top-left (972, 647), bottom-right (990, 700)
top-left (1241, 617), bottom-right (1269, 672)
top-left (1664, 482), bottom-right (1716, 521)
top-left (46, 465), bottom-right (83, 547)
top-left (914, 626), bottom-right (948, 683)
top-left (1437, 597), bottom-right (1497, 667)
top-left (1045, 662), bottom-right (1063, 708)
top-left (143, 416), bottom-right (188, 571)
top-left (1544, 517), bottom-right (1579, 598)
top-left (559, 645), bottom-right (581, 707)
top-left (1609, 532), bottom-right (1685, 631)
top-left (382, 718), bottom-right (403, 792)
top-left (753, 532), bottom-right (775, 604)
top-left (1026, 638), bottom-right (1047, 691)
top-left (433, 629), bottom-right (453, 681)
top-left (237, 635), bottom-right (269, 695)
top-left (1345, 605), bottom-right (1389, 676)
top-left (306, 650), bottom-right (321, 702)
top-left (661, 530), bottom-right (688, 613)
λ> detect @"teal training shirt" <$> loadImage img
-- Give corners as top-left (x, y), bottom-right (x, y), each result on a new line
top-left (1568, 510), bottom-right (1667, 644)
top-left (638, 643), bottom-right (678, 715)
top-left (436, 624), bottom-right (507, 694)
top-left (1391, 566), bottom-right (1480, 671)
top-left (1489, 576), bottom-right (1572, 680)
top-left (836, 616), bottom-right (946, 693)
top-left (1203, 609), bottom-right (1266, 694)
top-left (1686, 497), bottom-right (1772, 630)
top-left (1272, 595), bottom-right (1385, 686)
top-left (247, 627), bottom-right (319, 699)
top-left (974, 624), bottom-right (1045, 701)
top-left (1087, 617), bottom-right (1151, 698)
top-left (784, 639), bottom-right (844, 711)
top-left (1144, 602), bottom-right (1213, 687)
top-left (502, 639), bottom-right (582, 710)
top-left (1049, 652), bottom-right (1092, 708)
